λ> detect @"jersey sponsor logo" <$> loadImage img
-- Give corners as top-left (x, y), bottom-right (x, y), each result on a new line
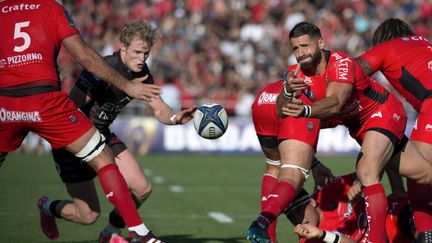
top-left (1, 52), bottom-right (43, 68)
top-left (0, 59), bottom-right (6, 68)
top-left (1, 3), bottom-right (41, 13)
top-left (344, 202), bottom-right (354, 218)
top-left (332, 53), bottom-right (352, 80)
top-left (0, 108), bottom-right (42, 123)
top-left (393, 113), bottom-right (401, 121)
top-left (425, 124), bottom-right (432, 131)
top-left (371, 111), bottom-right (383, 118)
top-left (335, 57), bottom-right (351, 80)
top-left (257, 91), bottom-right (278, 105)
top-left (304, 76), bottom-right (313, 85)
top-left (428, 61), bottom-right (432, 71)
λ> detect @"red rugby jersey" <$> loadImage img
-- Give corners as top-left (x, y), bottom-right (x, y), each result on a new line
top-left (360, 36), bottom-right (432, 112)
top-left (0, 0), bottom-right (79, 88)
top-left (289, 51), bottom-right (391, 129)
top-left (300, 175), bottom-right (368, 243)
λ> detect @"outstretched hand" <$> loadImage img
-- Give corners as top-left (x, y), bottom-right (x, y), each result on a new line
top-left (285, 64), bottom-right (307, 92)
top-left (125, 75), bottom-right (162, 102)
top-left (172, 106), bottom-right (198, 125)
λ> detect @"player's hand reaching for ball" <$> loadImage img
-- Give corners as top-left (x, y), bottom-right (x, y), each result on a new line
top-left (171, 106), bottom-right (198, 125)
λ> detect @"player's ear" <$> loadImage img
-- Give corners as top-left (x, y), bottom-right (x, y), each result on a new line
top-left (318, 37), bottom-right (324, 49)
top-left (120, 42), bottom-right (127, 53)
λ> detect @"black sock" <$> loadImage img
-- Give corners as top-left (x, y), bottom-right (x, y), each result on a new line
top-left (109, 209), bottom-right (126, 228)
top-left (49, 200), bottom-right (73, 218)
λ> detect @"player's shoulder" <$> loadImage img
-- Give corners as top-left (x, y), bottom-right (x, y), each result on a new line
top-left (329, 51), bottom-right (352, 61)
top-left (260, 80), bottom-right (283, 93)
top-left (104, 53), bottom-right (118, 66)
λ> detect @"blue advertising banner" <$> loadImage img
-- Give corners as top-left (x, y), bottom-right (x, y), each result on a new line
top-left (23, 116), bottom-right (419, 156)
top-left (109, 117), bottom-right (361, 156)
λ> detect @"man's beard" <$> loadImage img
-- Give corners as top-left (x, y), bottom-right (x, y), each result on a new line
top-left (299, 49), bottom-right (321, 71)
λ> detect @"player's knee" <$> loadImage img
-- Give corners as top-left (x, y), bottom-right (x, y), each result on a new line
top-left (133, 182), bottom-right (152, 203)
top-left (280, 163), bottom-right (310, 182)
top-left (356, 168), bottom-right (379, 186)
top-left (74, 130), bottom-right (106, 162)
top-left (79, 211), bottom-right (100, 225)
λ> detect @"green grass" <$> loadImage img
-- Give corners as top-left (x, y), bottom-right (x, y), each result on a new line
top-left (0, 153), bottom-right (392, 243)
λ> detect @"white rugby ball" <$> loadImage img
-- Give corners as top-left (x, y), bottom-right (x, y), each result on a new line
top-left (193, 103), bottom-right (228, 139)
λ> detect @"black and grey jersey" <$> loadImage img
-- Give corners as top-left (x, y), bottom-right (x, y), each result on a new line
top-left (75, 51), bottom-right (154, 133)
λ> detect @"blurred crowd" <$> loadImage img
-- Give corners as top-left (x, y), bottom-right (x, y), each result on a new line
top-left (58, 0), bottom-right (432, 116)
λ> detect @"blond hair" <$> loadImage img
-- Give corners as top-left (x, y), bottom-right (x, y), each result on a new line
top-left (119, 20), bottom-right (160, 47)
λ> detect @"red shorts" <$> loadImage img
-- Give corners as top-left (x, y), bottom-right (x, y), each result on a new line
top-left (411, 99), bottom-right (432, 144)
top-left (278, 116), bottom-right (320, 150)
top-left (0, 92), bottom-right (93, 151)
top-left (251, 101), bottom-right (320, 150)
top-left (350, 95), bottom-right (407, 145)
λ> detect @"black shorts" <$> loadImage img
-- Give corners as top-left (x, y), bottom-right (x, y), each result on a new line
top-left (52, 132), bottom-right (127, 183)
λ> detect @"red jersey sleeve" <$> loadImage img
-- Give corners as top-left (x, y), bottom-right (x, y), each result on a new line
top-left (359, 43), bottom-right (389, 74)
top-left (327, 52), bottom-right (356, 85)
top-left (51, 1), bottom-right (80, 41)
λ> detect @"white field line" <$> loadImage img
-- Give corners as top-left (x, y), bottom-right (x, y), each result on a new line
top-left (208, 212), bottom-right (234, 223)
top-left (169, 185), bottom-right (185, 192)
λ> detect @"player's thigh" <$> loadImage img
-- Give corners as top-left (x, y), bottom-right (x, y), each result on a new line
top-left (66, 180), bottom-right (101, 214)
top-left (358, 130), bottom-right (395, 176)
top-left (411, 112), bottom-right (432, 160)
top-left (411, 140), bottom-right (432, 163)
top-left (278, 139), bottom-right (315, 185)
top-left (115, 150), bottom-right (149, 190)
top-left (396, 141), bottom-right (432, 183)
top-left (31, 92), bottom-right (94, 150)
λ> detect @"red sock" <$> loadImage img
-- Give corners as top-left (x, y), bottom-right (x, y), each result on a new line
top-left (261, 181), bottom-right (297, 225)
top-left (97, 163), bottom-right (142, 227)
top-left (363, 183), bottom-right (387, 243)
top-left (408, 179), bottom-right (432, 233)
top-left (261, 174), bottom-right (278, 242)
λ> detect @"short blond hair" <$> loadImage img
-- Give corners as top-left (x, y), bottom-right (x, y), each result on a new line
top-left (119, 20), bottom-right (160, 47)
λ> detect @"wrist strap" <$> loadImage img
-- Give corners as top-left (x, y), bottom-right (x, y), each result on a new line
top-left (303, 105), bottom-right (311, 118)
top-left (283, 85), bottom-right (293, 99)
top-left (170, 114), bottom-right (177, 125)
top-left (319, 230), bottom-right (341, 243)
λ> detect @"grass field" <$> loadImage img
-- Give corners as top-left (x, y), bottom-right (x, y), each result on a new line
top-left (0, 153), bottom-right (393, 243)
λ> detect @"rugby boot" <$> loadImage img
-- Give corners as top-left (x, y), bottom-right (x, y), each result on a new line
top-left (129, 231), bottom-right (165, 243)
top-left (37, 196), bottom-right (59, 240)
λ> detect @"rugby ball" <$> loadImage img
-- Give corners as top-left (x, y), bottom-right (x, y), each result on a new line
top-left (193, 103), bottom-right (228, 139)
